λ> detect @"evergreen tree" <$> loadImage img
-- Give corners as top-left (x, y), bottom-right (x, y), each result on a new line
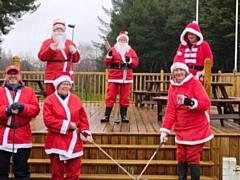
top-left (0, 0), bottom-right (40, 34)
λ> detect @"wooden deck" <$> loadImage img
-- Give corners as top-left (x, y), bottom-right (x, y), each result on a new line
top-left (31, 102), bottom-right (240, 134)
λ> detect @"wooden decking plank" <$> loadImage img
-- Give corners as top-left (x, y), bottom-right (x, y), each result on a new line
top-left (30, 102), bottom-right (240, 134)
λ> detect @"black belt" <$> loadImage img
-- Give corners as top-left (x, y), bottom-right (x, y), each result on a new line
top-left (0, 122), bottom-right (28, 129)
top-left (48, 59), bottom-right (70, 62)
top-left (188, 65), bottom-right (204, 70)
top-left (110, 63), bottom-right (131, 70)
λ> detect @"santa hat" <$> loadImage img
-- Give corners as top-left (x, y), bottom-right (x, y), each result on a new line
top-left (116, 30), bottom-right (129, 42)
top-left (5, 65), bottom-right (20, 74)
top-left (53, 71), bottom-right (72, 89)
top-left (180, 21), bottom-right (203, 46)
top-left (52, 19), bottom-right (66, 31)
top-left (171, 54), bottom-right (189, 73)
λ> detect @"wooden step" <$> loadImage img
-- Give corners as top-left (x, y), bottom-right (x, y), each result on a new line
top-left (9, 173), bottom-right (218, 180)
top-left (32, 143), bottom-right (211, 150)
top-left (26, 159), bottom-right (214, 166)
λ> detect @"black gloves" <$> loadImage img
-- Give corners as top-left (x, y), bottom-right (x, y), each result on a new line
top-left (108, 50), bottom-right (112, 56)
top-left (6, 107), bottom-right (12, 117)
top-left (11, 102), bottom-right (24, 113)
top-left (183, 96), bottom-right (195, 106)
top-left (125, 56), bottom-right (130, 62)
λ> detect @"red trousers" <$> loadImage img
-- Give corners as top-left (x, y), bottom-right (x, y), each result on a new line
top-left (49, 154), bottom-right (81, 180)
top-left (105, 82), bottom-right (131, 107)
top-left (176, 143), bottom-right (205, 164)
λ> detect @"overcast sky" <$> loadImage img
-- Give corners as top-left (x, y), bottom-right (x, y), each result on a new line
top-left (2, 0), bottom-right (112, 58)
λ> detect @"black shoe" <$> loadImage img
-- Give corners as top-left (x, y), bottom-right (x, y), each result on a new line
top-left (101, 116), bottom-right (109, 122)
top-left (122, 116), bottom-right (129, 123)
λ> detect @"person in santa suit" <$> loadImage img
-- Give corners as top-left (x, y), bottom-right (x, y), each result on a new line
top-left (174, 21), bottom-right (213, 81)
top-left (160, 59), bottom-right (214, 180)
top-left (101, 30), bottom-right (139, 123)
top-left (43, 71), bottom-right (94, 180)
top-left (0, 65), bottom-right (40, 180)
top-left (38, 19), bottom-right (80, 96)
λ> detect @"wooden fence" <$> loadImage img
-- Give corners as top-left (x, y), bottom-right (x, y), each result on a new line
top-left (1, 70), bottom-right (240, 102)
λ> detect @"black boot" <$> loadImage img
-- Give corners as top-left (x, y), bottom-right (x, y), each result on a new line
top-left (190, 164), bottom-right (200, 180)
top-left (120, 107), bottom-right (129, 123)
top-left (178, 162), bottom-right (188, 180)
top-left (100, 107), bottom-right (113, 122)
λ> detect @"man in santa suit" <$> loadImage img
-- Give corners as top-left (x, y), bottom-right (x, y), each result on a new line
top-left (0, 65), bottom-right (40, 180)
top-left (160, 59), bottom-right (214, 180)
top-left (101, 31), bottom-right (139, 123)
top-left (38, 19), bottom-right (80, 96)
top-left (43, 71), bottom-right (94, 180)
top-left (174, 21), bottom-right (213, 80)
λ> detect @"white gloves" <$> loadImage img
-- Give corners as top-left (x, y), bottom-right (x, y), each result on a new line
top-left (160, 132), bottom-right (168, 144)
top-left (69, 45), bottom-right (77, 54)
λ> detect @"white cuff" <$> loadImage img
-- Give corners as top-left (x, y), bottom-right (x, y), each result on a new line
top-left (188, 99), bottom-right (198, 109)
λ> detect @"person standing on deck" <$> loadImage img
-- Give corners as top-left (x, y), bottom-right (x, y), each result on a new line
top-left (159, 59), bottom-right (214, 180)
top-left (173, 21), bottom-right (213, 82)
top-left (38, 19), bottom-right (80, 96)
top-left (100, 31), bottom-right (139, 123)
top-left (43, 71), bottom-right (94, 180)
top-left (0, 65), bottom-right (40, 180)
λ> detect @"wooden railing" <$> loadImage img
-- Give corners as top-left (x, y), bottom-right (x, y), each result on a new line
top-left (1, 70), bottom-right (240, 102)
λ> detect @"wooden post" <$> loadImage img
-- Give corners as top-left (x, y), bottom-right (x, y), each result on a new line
top-left (13, 56), bottom-right (20, 68)
top-left (104, 69), bottom-right (109, 99)
top-left (204, 59), bottom-right (211, 98)
top-left (232, 69), bottom-right (237, 97)
top-left (160, 70), bottom-right (164, 91)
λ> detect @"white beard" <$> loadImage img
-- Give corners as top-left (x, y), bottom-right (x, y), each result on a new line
top-left (52, 32), bottom-right (66, 50)
top-left (114, 42), bottom-right (131, 55)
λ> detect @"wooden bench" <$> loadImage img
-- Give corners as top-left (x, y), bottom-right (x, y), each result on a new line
top-left (133, 90), bottom-right (168, 108)
top-left (153, 97), bottom-right (240, 126)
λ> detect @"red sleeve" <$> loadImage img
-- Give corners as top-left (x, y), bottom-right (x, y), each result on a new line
top-left (129, 49), bottom-right (139, 68)
top-left (161, 86), bottom-right (176, 130)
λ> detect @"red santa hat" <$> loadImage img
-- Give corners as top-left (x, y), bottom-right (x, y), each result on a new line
top-left (171, 53), bottom-right (189, 73)
top-left (180, 21), bottom-right (203, 46)
top-left (52, 19), bottom-right (66, 31)
top-left (116, 30), bottom-right (129, 42)
top-left (5, 65), bottom-right (20, 74)
top-left (53, 71), bottom-right (72, 89)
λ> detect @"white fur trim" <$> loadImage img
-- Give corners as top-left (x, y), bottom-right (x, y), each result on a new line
top-left (53, 75), bottom-right (72, 89)
top-left (116, 34), bottom-right (129, 42)
top-left (160, 128), bottom-right (171, 134)
top-left (170, 62), bottom-right (189, 73)
top-left (52, 24), bottom-right (66, 31)
top-left (188, 99), bottom-right (198, 109)
top-left (180, 27), bottom-right (203, 46)
top-left (60, 120), bottom-right (69, 134)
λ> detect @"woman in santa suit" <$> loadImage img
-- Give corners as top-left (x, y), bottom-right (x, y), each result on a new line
top-left (174, 21), bottom-right (213, 80)
top-left (43, 71), bottom-right (94, 180)
top-left (160, 59), bottom-right (214, 180)
top-left (38, 19), bottom-right (80, 96)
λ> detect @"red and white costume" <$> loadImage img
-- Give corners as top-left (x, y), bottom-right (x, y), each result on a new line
top-left (160, 73), bottom-right (213, 164)
top-left (0, 84), bottom-right (40, 152)
top-left (174, 21), bottom-right (213, 76)
top-left (43, 72), bottom-right (91, 179)
top-left (104, 47), bottom-right (139, 107)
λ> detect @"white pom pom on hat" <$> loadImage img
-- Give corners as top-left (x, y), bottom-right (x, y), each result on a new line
top-left (52, 19), bottom-right (66, 31)
top-left (53, 71), bottom-right (72, 89)
top-left (116, 30), bottom-right (129, 42)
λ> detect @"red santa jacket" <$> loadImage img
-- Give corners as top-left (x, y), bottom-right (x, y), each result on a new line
top-left (0, 84), bottom-right (40, 152)
top-left (43, 92), bottom-right (90, 160)
top-left (175, 41), bottom-right (213, 75)
top-left (38, 38), bottom-right (80, 83)
top-left (160, 74), bottom-right (213, 145)
top-left (104, 47), bottom-right (139, 83)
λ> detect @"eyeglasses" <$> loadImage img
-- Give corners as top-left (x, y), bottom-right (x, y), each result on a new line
top-left (60, 83), bottom-right (71, 86)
